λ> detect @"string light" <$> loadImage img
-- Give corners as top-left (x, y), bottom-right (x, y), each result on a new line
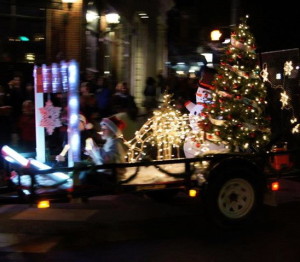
top-left (200, 15), bottom-right (271, 151)
top-left (125, 93), bottom-right (190, 162)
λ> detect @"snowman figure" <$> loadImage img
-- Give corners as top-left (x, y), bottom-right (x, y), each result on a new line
top-left (184, 81), bottom-right (228, 158)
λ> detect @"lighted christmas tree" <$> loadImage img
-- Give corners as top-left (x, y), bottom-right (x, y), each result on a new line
top-left (124, 93), bottom-right (190, 162)
top-left (200, 15), bottom-right (271, 151)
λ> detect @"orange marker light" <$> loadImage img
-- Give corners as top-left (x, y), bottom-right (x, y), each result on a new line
top-left (189, 189), bottom-right (197, 197)
top-left (271, 182), bottom-right (280, 191)
top-left (37, 200), bottom-right (50, 208)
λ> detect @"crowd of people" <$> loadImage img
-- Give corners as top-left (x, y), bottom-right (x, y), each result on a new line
top-left (0, 69), bottom-right (201, 180)
top-left (0, 76), bottom-right (35, 153)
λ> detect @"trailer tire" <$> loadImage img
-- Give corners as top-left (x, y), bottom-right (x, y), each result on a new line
top-left (205, 167), bottom-right (263, 228)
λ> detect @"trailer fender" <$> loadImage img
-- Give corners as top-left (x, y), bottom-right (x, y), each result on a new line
top-left (206, 157), bottom-right (265, 187)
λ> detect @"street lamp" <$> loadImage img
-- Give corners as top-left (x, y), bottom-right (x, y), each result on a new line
top-left (105, 12), bottom-right (120, 25)
top-left (85, 3), bottom-right (100, 72)
top-left (62, 0), bottom-right (76, 11)
top-left (208, 28), bottom-right (231, 66)
top-left (98, 11), bottom-right (120, 38)
top-left (86, 10), bottom-right (99, 23)
top-left (210, 29), bottom-right (222, 41)
top-left (210, 28), bottom-right (231, 43)
top-left (100, 11), bottom-right (120, 77)
top-left (61, 0), bottom-right (77, 60)
top-left (62, 0), bottom-right (77, 24)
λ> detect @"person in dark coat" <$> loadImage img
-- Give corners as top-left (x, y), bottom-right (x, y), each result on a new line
top-left (143, 76), bottom-right (157, 113)
top-left (110, 81), bottom-right (138, 121)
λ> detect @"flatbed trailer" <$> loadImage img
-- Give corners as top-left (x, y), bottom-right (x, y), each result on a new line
top-left (1, 148), bottom-right (300, 228)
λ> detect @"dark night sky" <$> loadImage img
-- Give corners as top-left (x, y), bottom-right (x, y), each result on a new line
top-left (241, 1), bottom-right (299, 52)
top-left (171, 0), bottom-right (299, 53)
top-left (101, 0), bottom-right (299, 52)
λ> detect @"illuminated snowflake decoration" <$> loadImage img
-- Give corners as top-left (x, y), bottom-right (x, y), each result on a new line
top-left (291, 117), bottom-right (300, 134)
top-left (39, 99), bottom-right (62, 135)
top-left (284, 61), bottom-right (293, 76)
top-left (280, 91), bottom-right (290, 109)
top-left (260, 63), bottom-right (269, 82)
top-left (291, 117), bottom-right (297, 124)
top-left (292, 124), bottom-right (300, 134)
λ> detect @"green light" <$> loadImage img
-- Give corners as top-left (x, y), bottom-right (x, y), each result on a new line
top-left (19, 36), bottom-right (29, 41)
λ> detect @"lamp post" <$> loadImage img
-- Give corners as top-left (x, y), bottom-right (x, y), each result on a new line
top-left (62, 0), bottom-right (76, 11)
top-left (61, 0), bottom-right (77, 59)
top-left (105, 12), bottom-right (120, 26)
top-left (85, 3), bottom-right (99, 72)
top-left (99, 11), bottom-right (120, 38)
top-left (86, 10), bottom-right (99, 23)
top-left (100, 11), bottom-right (120, 77)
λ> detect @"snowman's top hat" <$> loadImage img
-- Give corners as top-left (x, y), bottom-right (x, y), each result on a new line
top-left (198, 66), bottom-right (217, 90)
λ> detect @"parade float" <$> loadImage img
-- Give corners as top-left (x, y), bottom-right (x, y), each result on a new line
top-left (1, 16), bottom-right (299, 228)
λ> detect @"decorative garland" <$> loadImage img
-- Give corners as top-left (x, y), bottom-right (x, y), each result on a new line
top-left (153, 163), bottom-right (194, 178)
top-left (231, 36), bottom-right (255, 53)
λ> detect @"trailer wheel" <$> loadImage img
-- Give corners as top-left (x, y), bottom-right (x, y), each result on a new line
top-left (205, 167), bottom-right (263, 228)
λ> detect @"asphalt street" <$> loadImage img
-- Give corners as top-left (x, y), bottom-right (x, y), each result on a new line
top-left (0, 178), bottom-right (300, 262)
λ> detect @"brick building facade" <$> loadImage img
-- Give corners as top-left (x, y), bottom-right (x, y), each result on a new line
top-left (0, 0), bottom-right (170, 103)
top-left (46, 0), bottom-right (84, 65)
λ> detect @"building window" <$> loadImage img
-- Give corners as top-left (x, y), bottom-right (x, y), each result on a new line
top-left (0, 1), bottom-right (46, 64)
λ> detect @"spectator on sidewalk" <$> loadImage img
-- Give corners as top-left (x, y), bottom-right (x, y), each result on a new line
top-left (79, 81), bottom-right (97, 122)
top-left (110, 81), bottom-right (138, 121)
top-left (95, 76), bottom-right (112, 119)
top-left (24, 82), bottom-right (34, 102)
top-left (157, 69), bottom-right (167, 100)
top-left (84, 69), bottom-right (98, 94)
top-left (18, 100), bottom-right (36, 152)
top-left (7, 75), bottom-right (26, 146)
top-left (143, 76), bottom-right (157, 114)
